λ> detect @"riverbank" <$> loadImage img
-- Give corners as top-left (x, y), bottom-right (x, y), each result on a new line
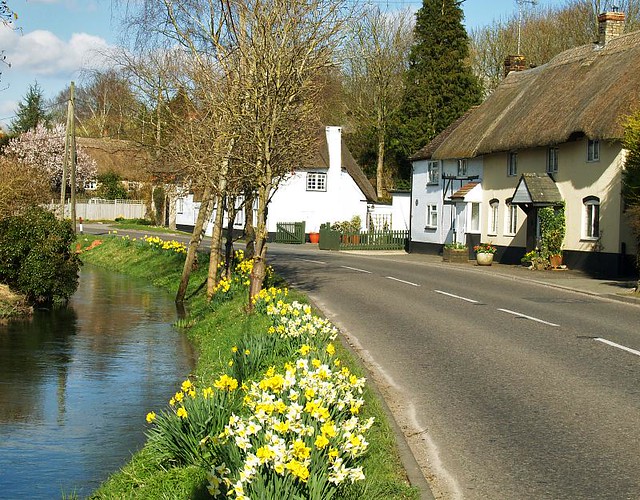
top-left (0, 284), bottom-right (31, 321)
top-left (79, 235), bottom-right (417, 499)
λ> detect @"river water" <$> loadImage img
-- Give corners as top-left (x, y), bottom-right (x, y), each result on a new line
top-left (0, 266), bottom-right (195, 499)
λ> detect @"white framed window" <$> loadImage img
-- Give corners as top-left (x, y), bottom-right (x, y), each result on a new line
top-left (488, 199), bottom-right (499, 235)
top-left (84, 179), bottom-right (97, 190)
top-left (176, 197), bottom-right (184, 214)
top-left (507, 151), bottom-right (518, 176)
top-left (587, 139), bottom-right (600, 162)
top-left (583, 196), bottom-right (600, 239)
top-left (427, 160), bottom-right (440, 185)
top-left (505, 199), bottom-right (518, 235)
top-left (306, 172), bottom-right (327, 191)
top-left (469, 202), bottom-right (480, 232)
top-left (547, 147), bottom-right (559, 174)
top-left (457, 158), bottom-right (468, 177)
top-left (425, 204), bottom-right (438, 229)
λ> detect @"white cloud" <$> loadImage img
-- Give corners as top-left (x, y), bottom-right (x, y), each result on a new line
top-left (1, 28), bottom-right (111, 77)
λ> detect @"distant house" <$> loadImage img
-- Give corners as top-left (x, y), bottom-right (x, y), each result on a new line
top-left (176, 126), bottom-right (378, 238)
top-left (409, 110), bottom-right (483, 255)
top-left (410, 10), bottom-right (639, 275)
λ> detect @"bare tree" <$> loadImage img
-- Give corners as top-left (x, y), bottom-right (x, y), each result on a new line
top-left (342, 7), bottom-right (413, 199)
top-left (0, 157), bottom-right (49, 219)
top-left (470, 0), bottom-right (640, 94)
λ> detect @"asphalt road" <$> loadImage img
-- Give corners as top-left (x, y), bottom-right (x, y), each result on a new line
top-left (264, 244), bottom-right (640, 500)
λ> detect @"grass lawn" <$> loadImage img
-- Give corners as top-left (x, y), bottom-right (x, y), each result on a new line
top-left (78, 235), bottom-right (418, 499)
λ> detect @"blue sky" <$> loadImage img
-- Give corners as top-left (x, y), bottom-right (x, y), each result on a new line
top-left (0, 0), bottom-right (564, 130)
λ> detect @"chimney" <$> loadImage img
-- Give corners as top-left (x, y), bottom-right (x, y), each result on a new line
top-left (504, 54), bottom-right (527, 78)
top-left (598, 9), bottom-right (625, 46)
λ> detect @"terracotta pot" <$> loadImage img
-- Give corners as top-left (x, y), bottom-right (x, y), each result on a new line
top-left (549, 254), bottom-right (563, 268)
top-left (309, 232), bottom-right (320, 244)
top-left (476, 252), bottom-right (494, 266)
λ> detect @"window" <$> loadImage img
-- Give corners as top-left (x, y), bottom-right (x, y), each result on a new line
top-left (306, 172), bottom-right (327, 191)
top-left (488, 199), bottom-right (499, 235)
top-left (469, 202), bottom-right (480, 232)
top-left (457, 159), bottom-right (468, 177)
top-left (583, 196), bottom-right (600, 239)
top-left (176, 197), bottom-right (184, 214)
top-left (507, 151), bottom-right (518, 176)
top-left (425, 204), bottom-right (438, 229)
top-left (84, 179), bottom-right (97, 190)
top-left (547, 147), bottom-right (559, 174)
top-left (587, 139), bottom-right (600, 162)
top-left (505, 199), bottom-right (518, 235)
top-left (427, 161), bottom-right (440, 185)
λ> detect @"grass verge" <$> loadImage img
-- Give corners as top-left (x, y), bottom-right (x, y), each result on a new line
top-left (79, 235), bottom-right (417, 499)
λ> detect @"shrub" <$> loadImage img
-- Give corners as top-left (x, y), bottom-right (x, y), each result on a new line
top-left (0, 206), bottom-right (80, 306)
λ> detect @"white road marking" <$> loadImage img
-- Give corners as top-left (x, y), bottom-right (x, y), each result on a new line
top-left (595, 338), bottom-right (640, 357)
top-left (434, 290), bottom-right (479, 304)
top-left (497, 308), bottom-right (560, 327)
top-left (297, 258), bottom-right (326, 265)
top-left (340, 265), bottom-right (372, 274)
top-left (386, 276), bottom-right (420, 287)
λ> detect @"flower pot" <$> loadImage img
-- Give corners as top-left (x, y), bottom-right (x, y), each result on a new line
top-left (476, 252), bottom-right (494, 266)
top-left (549, 254), bottom-right (563, 269)
top-left (309, 232), bottom-right (320, 244)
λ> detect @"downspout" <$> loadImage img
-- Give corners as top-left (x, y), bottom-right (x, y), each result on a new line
top-left (409, 164), bottom-right (414, 253)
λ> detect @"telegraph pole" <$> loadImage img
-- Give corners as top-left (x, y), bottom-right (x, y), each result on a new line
top-left (60, 83), bottom-right (72, 218)
top-left (69, 82), bottom-right (76, 233)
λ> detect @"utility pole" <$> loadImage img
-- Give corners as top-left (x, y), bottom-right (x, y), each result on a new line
top-left (516, 0), bottom-right (538, 55)
top-left (61, 82), bottom-right (76, 230)
top-left (69, 82), bottom-right (76, 233)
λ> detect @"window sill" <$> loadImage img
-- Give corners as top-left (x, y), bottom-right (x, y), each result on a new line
top-left (487, 232), bottom-right (497, 237)
top-left (424, 226), bottom-right (437, 231)
top-left (580, 237), bottom-right (599, 242)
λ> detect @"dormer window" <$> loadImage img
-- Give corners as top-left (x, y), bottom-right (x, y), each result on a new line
top-left (306, 172), bottom-right (327, 191)
top-left (587, 139), bottom-right (600, 162)
top-left (427, 161), bottom-right (440, 185)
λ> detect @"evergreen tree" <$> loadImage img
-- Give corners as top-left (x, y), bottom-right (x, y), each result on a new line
top-left (393, 0), bottom-right (482, 173)
top-left (10, 82), bottom-right (50, 134)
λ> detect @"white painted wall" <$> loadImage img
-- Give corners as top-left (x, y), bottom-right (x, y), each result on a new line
top-left (411, 157), bottom-right (483, 245)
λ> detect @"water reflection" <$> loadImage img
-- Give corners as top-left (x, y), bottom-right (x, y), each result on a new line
top-left (0, 266), bottom-right (195, 499)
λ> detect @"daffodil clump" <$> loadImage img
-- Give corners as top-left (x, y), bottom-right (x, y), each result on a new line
top-left (207, 353), bottom-right (372, 499)
top-left (142, 235), bottom-right (187, 254)
top-left (266, 300), bottom-right (339, 342)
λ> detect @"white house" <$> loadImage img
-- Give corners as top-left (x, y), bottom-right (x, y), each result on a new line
top-left (409, 111), bottom-right (484, 254)
top-left (175, 126), bottom-right (378, 237)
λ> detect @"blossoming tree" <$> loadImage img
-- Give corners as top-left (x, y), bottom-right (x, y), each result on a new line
top-left (5, 124), bottom-right (97, 193)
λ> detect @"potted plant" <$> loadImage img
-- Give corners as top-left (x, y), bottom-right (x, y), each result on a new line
top-left (308, 231), bottom-right (320, 244)
top-left (473, 242), bottom-right (496, 266)
top-left (521, 248), bottom-right (549, 270)
top-left (443, 242), bottom-right (468, 263)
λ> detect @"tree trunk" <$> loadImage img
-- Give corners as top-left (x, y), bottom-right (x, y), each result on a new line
top-left (376, 116), bottom-right (385, 199)
top-left (176, 187), bottom-right (213, 303)
top-left (206, 193), bottom-right (225, 300)
top-left (248, 184), bottom-right (269, 311)
top-left (243, 190), bottom-right (256, 260)
top-left (224, 197), bottom-right (238, 280)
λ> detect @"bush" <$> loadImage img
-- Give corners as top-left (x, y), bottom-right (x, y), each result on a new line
top-left (0, 206), bottom-right (80, 306)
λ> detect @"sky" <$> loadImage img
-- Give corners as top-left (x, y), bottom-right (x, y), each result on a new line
top-left (0, 0), bottom-right (565, 130)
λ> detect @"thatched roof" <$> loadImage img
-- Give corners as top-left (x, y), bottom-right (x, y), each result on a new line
top-left (410, 109), bottom-right (475, 161)
top-left (433, 29), bottom-right (640, 159)
top-left (302, 127), bottom-right (378, 203)
top-left (512, 173), bottom-right (563, 206)
top-left (76, 137), bottom-right (150, 181)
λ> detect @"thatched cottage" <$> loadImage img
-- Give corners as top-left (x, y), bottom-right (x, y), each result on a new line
top-left (411, 10), bottom-right (639, 275)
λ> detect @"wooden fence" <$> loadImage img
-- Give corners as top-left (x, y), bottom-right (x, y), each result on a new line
top-left (48, 199), bottom-right (146, 220)
top-left (275, 221), bottom-right (306, 244)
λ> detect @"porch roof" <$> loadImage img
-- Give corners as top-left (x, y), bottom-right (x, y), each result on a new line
top-left (511, 173), bottom-right (563, 206)
top-left (450, 182), bottom-right (481, 200)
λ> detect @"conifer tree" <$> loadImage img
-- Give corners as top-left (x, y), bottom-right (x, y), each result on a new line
top-left (10, 82), bottom-right (50, 134)
top-left (394, 0), bottom-right (482, 169)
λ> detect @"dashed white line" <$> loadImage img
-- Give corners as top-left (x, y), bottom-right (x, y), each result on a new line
top-left (297, 258), bottom-right (326, 265)
top-left (595, 338), bottom-right (640, 357)
top-left (434, 290), bottom-right (479, 304)
top-left (497, 308), bottom-right (560, 327)
top-left (386, 276), bottom-right (420, 287)
top-left (340, 265), bottom-right (372, 274)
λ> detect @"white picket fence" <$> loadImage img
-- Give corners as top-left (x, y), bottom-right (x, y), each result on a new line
top-left (49, 199), bottom-right (147, 220)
